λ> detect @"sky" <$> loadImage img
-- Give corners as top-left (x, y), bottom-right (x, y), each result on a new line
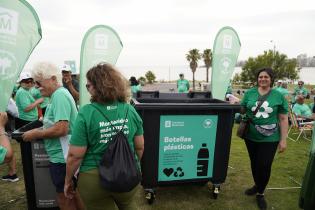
top-left (24, 0), bottom-right (315, 70)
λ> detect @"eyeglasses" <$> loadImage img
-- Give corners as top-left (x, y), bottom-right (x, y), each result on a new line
top-left (298, 83), bottom-right (303, 86)
top-left (35, 81), bottom-right (42, 88)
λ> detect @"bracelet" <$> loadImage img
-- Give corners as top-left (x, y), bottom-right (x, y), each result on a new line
top-left (0, 132), bottom-right (9, 137)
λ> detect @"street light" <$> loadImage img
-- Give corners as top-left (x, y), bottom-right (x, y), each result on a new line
top-left (270, 40), bottom-right (276, 68)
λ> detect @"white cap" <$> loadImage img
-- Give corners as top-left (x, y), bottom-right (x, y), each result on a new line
top-left (277, 79), bottom-right (283, 83)
top-left (60, 64), bottom-right (71, 72)
top-left (18, 72), bottom-right (32, 82)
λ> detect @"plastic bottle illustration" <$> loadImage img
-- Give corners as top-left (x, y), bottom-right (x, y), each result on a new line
top-left (197, 143), bottom-right (209, 176)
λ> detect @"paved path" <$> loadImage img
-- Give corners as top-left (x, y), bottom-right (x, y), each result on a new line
top-left (142, 83), bottom-right (177, 93)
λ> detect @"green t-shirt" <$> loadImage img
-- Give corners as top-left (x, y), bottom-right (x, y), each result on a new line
top-left (241, 87), bottom-right (288, 142)
top-left (15, 87), bottom-right (38, 121)
top-left (177, 79), bottom-right (190, 93)
top-left (0, 146), bottom-right (7, 164)
top-left (31, 87), bottom-right (49, 109)
top-left (292, 103), bottom-right (312, 118)
top-left (226, 85), bottom-right (232, 94)
top-left (131, 84), bottom-right (141, 93)
top-left (43, 87), bottom-right (78, 163)
top-left (293, 87), bottom-right (309, 97)
top-left (70, 102), bottom-right (144, 172)
top-left (275, 87), bottom-right (289, 97)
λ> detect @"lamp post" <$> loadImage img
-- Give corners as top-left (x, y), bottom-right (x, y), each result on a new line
top-left (270, 40), bottom-right (276, 68)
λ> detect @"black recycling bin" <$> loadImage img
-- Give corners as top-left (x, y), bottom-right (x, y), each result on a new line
top-left (12, 120), bottom-right (59, 210)
top-left (132, 91), bottom-right (240, 203)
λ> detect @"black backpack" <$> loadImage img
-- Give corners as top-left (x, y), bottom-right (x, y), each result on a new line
top-left (91, 104), bottom-right (141, 192)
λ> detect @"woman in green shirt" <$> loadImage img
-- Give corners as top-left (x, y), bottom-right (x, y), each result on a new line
top-left (15, 72), bottom-right (43, 128)
top-left (65, 63), bottom-right (144, 210)
top-left (240, 68), bottom-right (288, 210)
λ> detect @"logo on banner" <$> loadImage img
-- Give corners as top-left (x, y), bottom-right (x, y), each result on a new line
top-left (0, 7), bottom-right (19, 35)
top-left (165, 120), bottom-right (185, 128)
top-left (223, 35), bottom-right (232, 49)
top-left (220, 56), bottom-right (232, 75)
top-left (165, 121), bottom-right (171, 128)
top-left (94, 34), bottom-right (108, 50)
top-left (0, 50), bottom-right (18, 80)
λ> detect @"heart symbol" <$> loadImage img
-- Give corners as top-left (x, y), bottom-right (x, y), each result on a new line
top-left (163, 168), bottom-right (174, 177)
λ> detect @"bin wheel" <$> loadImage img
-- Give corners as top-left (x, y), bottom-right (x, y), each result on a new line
top-left (144, 189), bottom-right (156, 205)
top-left (145, 191), bottom-right (155, 204)
top-left (212, 185), bottom-right (220, 199)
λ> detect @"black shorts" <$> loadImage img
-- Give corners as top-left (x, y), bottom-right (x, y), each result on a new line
top-left (49, 162), bottom-right (66, 193)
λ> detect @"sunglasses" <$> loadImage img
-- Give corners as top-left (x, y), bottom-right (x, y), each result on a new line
top-left (298, 83), bottom-right (303, 85)
top-left (21, 79), bottom-right (33, 84)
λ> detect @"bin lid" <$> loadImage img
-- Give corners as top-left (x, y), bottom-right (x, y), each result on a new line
top-left (12, 120), bottom-right (43, 142)
top-left (131, 98), bottom-right (241, 111)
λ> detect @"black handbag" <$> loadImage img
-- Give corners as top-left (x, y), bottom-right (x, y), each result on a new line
top-left (236, 119), bottom-right (251, 139)
top-left (237, 90), bottom-right (271, 139)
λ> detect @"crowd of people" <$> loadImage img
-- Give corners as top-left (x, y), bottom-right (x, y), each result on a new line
top-left (1, 64), bottom-right (315, 210)
top-left (0, 62), bottom-right (144, 210)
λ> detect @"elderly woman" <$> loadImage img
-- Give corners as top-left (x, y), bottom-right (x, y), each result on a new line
top-left (64, 63), bottom-right (144, 210)
top-left (240, 68), bottom-right (288, 210)
top-left (22, 62), bottom-right (83, 210)
top-left (15, 72), bottom-right (44, 129)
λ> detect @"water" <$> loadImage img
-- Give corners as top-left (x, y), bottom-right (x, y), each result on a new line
top-left (118, 66), bottom-right (315, 84)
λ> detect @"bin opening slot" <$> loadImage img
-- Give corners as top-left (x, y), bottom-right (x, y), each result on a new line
top-left (187, 91), bottom-right (212, 99)
top-left (136, 91), bottom-right (159, 98)
top-left (135, 98), bottom-right (225, 104)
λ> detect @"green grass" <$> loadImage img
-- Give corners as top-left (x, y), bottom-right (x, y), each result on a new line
top-left (0, 126), bottom-right (311, 210)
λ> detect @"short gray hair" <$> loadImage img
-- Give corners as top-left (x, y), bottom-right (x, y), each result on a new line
top-left (32, 62), bottom-right (62, 84)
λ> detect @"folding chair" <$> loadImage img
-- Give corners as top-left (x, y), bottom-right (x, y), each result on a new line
top-left (288, 107), bottom-right (313, 142)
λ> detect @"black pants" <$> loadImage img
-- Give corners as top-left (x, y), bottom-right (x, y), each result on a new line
top-left (245, 139), bottom-right (279, 194)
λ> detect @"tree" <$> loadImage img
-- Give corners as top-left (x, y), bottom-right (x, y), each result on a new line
top-left (240, 50), bottom-right (299, 84)
top-left (232, 73), bottom-right (241, 84)
top-left (138, 76), bottom-right (146, 86)
top-left (202, 49), bottom-right (212, 83)
top-left (145, 71), bottom-right (156, 84)
top-left (186, 49), bottom-right (201, 90)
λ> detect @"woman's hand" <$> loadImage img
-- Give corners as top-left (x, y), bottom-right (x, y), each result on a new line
top-left (278, 139), bottom-right (287, 153)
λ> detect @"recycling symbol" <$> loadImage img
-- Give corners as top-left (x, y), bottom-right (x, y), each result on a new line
top-left (174, 167), bottom-right (184, 177)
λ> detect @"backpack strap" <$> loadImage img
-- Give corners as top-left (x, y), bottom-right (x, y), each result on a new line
top-left (89, 103), bottom-right (129, 166)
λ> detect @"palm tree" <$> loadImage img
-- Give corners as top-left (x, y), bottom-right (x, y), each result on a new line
top-left (202, 49), bottom-right (212, 83)
top-left (186, 49), bottom-right (201, 90)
